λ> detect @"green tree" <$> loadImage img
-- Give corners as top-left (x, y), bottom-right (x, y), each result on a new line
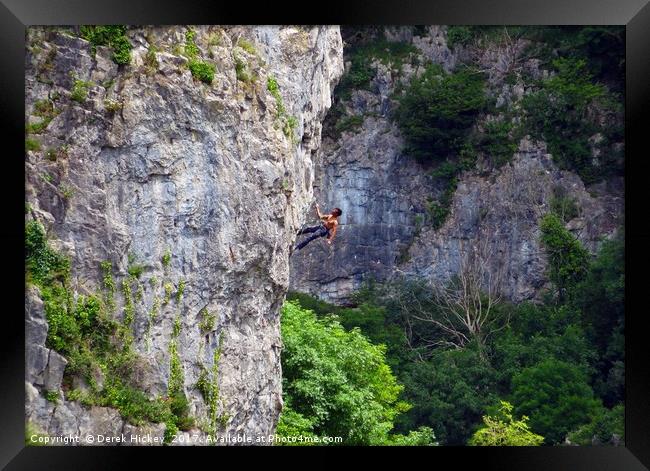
top-left (522, 57), bottom-right (621, 183)
top-left (275, 402), bottom-right (318, 446)
top-left (510, 358), bottom-right (602, 444)
top-left (539, 213), bottom-right (590, 301)
top-left (396, 345), bottom-right (498, 444)
top-left (468, 400), bottom-right (544, 446)
top-left (567, 403), bottom-right (624, 445)
top-left (393, 64), bottom-right (487, 161)
top-left (336, 302), bottom-right (411, 370)
top-left (573, 231), bottom-right (624, 405)
top-left (279, 300), bottom-right (411, 445)
top-left (490, 302), bottom-right (596, 394)
top-left (386, 426), bottom-right (437, 446)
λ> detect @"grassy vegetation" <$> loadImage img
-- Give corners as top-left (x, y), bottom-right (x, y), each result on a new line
top-left (27, 98), bottom-right (60, 134)
top-left (176, 279), bottom-right (185, 302)
top-left (550, 186), bottom-right (580, 222)
top-left (121, 277), bottom-right (135, 329)
top-left (145, 45), bottom-right (159, 73)
top-left (521, 57), bottom-right (622, 183)
top-left (27, 120), bottom-right (51, 134)
top-left (163, 282), bottom-right (173, 305)
top-left (323, 35), bottom-right (419, 138)
top-left (334, 114), bottom-right (365, 135)
top-left (188, 61), bottom-right (215, 84)
top-left (234, 56), bottom-right (253, 83)
top-left (476, 120), bottom-right (519, 168)
top-left (59, 184), bottom-right (74, 199)
top-left (71, 79), bottom-right (93, 103)
top-left (162, 249), bottom-right (171, 269)
top-left (26, 220), bottom-right (193, 442)
top-left (208, 32), bottom-right (221, 47)
top-left (26, 138), bottom-right (41, 152)
top-left (104, 99), bottom-right (123, 113)
top-left (45, 390), bottom-right (60, 404)
top-left (195, 332), bottom-right (227, 438)
top-left (445, 26), bottom-right (476, 48)
top-left (267, 76), bottom-right (298, 141)
top-left (100, 260), bottom-right (115, 313)
top-left (46, 147), bottom-right (62, 161)
top-left (237, 38), bottom-right (257, 55)
top-left (198, 308), bottom-right (216, 333)
top-left (165, 304), bottom-right (194, 440)
top-left (266, 76), bottom-right (285, 116)
top-left (540, 212), bottom-right (590, 301)
top-left (127, 253), bottom-right (145, 279)
top-left (424, 161), bottom-right (463, 229)
top-left (183, 29), bottom-right (216, 84)
top-left (79, 25), bottom-right (132, 65)
top-left (25, 422), bottom-right (48, 446)
top-left (336, 39), bottom-right (418, 101)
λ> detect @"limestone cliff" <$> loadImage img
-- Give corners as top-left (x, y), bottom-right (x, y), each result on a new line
top-left (25, 25), bottom-right (343, 444)
top-left (289, 26), bottom-right (623, 304)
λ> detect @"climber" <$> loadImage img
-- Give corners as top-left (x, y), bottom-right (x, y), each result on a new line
top-left (294, 204), bottom-right (342, 251)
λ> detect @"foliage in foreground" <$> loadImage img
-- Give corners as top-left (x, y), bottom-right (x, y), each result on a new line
top-left (567, 403), bottom-right (624, 445)
top-left (468, 401), bottom-right (544, 446)
top-left (289, 220), bottom-right (624, 446)
top-left (278, 300), bottom-right (435, 445)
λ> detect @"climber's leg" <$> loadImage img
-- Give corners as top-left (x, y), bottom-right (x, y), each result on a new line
top-left (295, 227), bottom-right (328, 250)
top-left (297, 224), bottom-right (322, 235)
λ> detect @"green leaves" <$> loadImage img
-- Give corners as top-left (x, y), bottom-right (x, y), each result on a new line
top-left (510, 358), bottom-right (602, 444)
top-left (79, 25), bottom-right (132, 65)
top-left (469, 401), bottom-right (544, 446)
top-left (394, 64), bottom-right (487, 161)
top-left (545, 58), bottom-right (606, 107)
top-left (279, 301), bottom-right (410, 445)
top-left (397, 345), bottom-right (499, 445)
top-left (70, 79), bottom-right (92, 103)
top-left (188, 60), bottom-right (215, 84)
top-left (183, 29), bottom-right (216, 84)
top-left (335, 39), bottom-right (417, 101)
top-left (539, 213), bottom-right (590, 300)
top-left (25, 220), bottom-right (70, 285)
top-left (266, 76), bottom-right (298, 140)
top-left (572, 231), bottom-right (624, 405)
top-left (521, 56), bottom-right (621, 183)
top-left (567, 403), bottom-right (624, 445)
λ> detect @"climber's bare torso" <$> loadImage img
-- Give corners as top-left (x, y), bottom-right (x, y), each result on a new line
top-left (317, 205), bottom-right (338, 244)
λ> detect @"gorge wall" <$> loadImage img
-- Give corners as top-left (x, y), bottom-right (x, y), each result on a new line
top-left (23, 24), bottom-right (625, 446)
top-left (289, 26), bottom-right (624, 304)
top-left (25, 25), bottom-right (343, 444)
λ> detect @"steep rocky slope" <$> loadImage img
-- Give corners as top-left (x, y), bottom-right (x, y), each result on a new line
top-left (25, 25), bottom-right (343, 444)
top-left (289, 26), bottom-right (623, 304)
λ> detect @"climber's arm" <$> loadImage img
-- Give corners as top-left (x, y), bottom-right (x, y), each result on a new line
top-left (316, 203), bottom-right (325, 220)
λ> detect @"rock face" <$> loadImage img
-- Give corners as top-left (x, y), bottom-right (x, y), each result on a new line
top-left (402, 138), bottom-right (623, 301)
top-left (289, 26), bottom-right (623, 304)
top-left (289, 26), bottom-right (453, 303)
top-left (25, 26), bottom-right (343, 444)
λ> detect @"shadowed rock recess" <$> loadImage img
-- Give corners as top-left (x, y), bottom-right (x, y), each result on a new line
top-left (25, 26), bottom-right (343, 444)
